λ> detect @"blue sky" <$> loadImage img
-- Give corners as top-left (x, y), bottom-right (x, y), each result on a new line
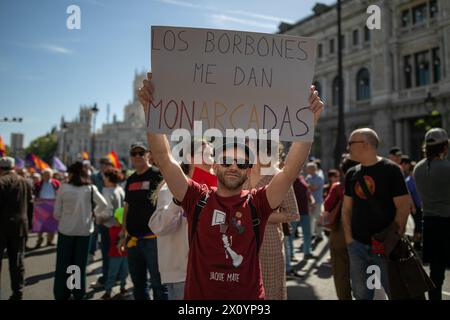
top-left (0, 0), bottom-right (335, 146)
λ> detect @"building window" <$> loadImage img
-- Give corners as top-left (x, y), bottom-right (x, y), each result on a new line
top-left (413, 3), bottom-right (427, 25)
top-left (430, 0), bottom-right (438, 19)
top-left (364, 26), bottom-right (371, 42)
top-left (353, 29), bottom-right (359, 46)
top-left (404, 55), bottom-right (412, 89)
top-left (432, 47), bottom-right (441, 83)
top-left (356, 68), bottom-right (371, 101)
top-left (329, 38), bottom-right (335, 54)
top-left (318, 43), bottom-right (323, 58)
top-left (402, 9), bottom-right (410, 27)
top-left (332, 76), bottom-right (344, 106)
top-left (415, 51), bottom-right (430, 86)
top-left (313, 81), bottom-right (322, 98)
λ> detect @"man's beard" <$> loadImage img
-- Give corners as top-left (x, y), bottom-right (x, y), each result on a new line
top-left (216, 170), bottom-right (248, 190)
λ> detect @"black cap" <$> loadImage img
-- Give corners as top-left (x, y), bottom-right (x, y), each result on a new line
top-left (130, 142), bottom-right (148, 152)
top-left (389, 147), bottom-right (402, 156)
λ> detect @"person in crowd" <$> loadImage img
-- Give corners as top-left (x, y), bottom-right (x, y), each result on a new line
top-left (148, 141), bottom-right (217, 300)
top-left (291, 168), bottom-right (316, 262)
top-left (34, 168), bottom-right (60, 248)
top-left (305, 162), bottom-right (325, 242)
top-left (101, 207), bottom-right (128, 300)
top-left (323, 169), bottom-right (341, 199)
top-left (388, 147), bottom-right (402, 166)
top-left (400, 155), bottom-right (422, 249)
top-left (324, 155), bottom-right (358, 300)
top-left (89, 157), bottom-right (114, 288)
top-left (342, 128), bottom-right (410, 300)
top-left (244, 140), bottom-right (300, 299)
top-left (53, 161), bottom-right (108, 300)
top-left (0, 157), bottom-right (33, 300)
top-left (137, 72), bottom-right (324, 299)
top-left (413, 128), bottom-right (450, 300)
top-left (117, 142), bottom-right (167, 300)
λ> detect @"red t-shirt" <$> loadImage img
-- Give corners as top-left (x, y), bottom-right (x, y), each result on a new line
top-left (181, 179), bottom-right (273, 300)
top-left (324, 182), bottom-right (344, 212)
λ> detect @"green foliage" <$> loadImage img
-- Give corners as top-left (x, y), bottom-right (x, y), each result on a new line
top-left (25, 133), bottom-right (58, 164)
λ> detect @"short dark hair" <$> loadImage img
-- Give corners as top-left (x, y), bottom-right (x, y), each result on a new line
top-left (425, 140), bottom-right (449, 170)
top-left (67, 162), bottom-right (91, 186)
top-left (328, 169), bottom-right (340, 178)
top-left (103, 168), bottom-right (123, 184)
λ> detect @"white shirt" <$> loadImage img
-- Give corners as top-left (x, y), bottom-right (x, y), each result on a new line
top-left (54, 183), bottom-right (108, 236)
top-left (148, 183), bottom-right (189, 285)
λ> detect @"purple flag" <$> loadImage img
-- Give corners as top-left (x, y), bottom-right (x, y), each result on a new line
top-left (32, 199), bottom-right (58, 233)
top-left (52, 156), bottom-right (67, 172)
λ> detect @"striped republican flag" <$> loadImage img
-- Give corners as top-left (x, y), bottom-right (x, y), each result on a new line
top-left (81, 151), bottom-right (89, 160)
top-left (0, 135), bottom-right (6, 157)
top-left (26, 153), bottom-right (50, 172)
top-left (106, 150), bottom-right (121, 169)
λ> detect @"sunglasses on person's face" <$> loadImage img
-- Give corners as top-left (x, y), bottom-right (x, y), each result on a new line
top-left (220, 157), bottom-right (252, 170)
top-left (130, 151), bottom-right (146, 157)
top-left (347, 140), bottom-right (365, 146)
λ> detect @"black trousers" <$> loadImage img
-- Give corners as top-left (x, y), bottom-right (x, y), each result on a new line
top-left (429, 263), bottom-right (446, 300)
top-left (0, 236), bottom-right (25, 297)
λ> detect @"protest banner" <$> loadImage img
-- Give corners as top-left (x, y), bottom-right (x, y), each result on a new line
top-left (150, 26), bottom-right (317, 142)
top-left (32, 199), bottom-right (58, 233)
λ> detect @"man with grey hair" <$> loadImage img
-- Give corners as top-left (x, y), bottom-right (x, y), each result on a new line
top-left (341, 128), bottom-right (410, 300)
top-left (33, 167), bottom-right (60, 248)
top-left (0, 157), bottom-right (33, 300)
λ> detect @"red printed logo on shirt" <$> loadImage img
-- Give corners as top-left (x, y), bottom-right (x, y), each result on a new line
top-left (355, 175), bottom-right (376, 200)
top-left (128, 181), bottom-right (150, 191)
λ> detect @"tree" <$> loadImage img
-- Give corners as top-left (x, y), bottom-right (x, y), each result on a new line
top-left (25, 133), bottom-right (58, 164)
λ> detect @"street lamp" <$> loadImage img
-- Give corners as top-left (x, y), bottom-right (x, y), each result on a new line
top-left (61, 122), bottom-right (68, 164)
top-left (91, 104), bottom-right (99, 166)
top-left (334, 0), bottom-right (346, 167)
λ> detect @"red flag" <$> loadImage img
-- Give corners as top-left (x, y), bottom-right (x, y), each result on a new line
top-left (0, 135), bottom-right (6, 157)
top-left (26, 153), bottom-right (50, 172)
top-left (106, 150), bottom-right (121, 169)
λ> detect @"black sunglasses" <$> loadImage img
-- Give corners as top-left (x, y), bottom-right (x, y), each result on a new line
top-left (130, 151), bottom-right (146, 157)
top-left (347, 140), bottom-right (365, 146)
top-left (220, 157), bottom-right (252, 170)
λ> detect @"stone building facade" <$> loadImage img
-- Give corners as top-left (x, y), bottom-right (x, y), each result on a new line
top-left (57, 72), bottom-right (147, 167)
top-left (279, 0), bottom-right (450, 170)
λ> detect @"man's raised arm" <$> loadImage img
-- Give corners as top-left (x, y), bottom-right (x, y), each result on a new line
top-left (266, 86), bottom-right (324, 210)
top-left (138, 73), bottom-right (188, 202)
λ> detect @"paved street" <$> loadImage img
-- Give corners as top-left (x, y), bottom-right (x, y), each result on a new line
top-left (2, 231), bottom-right (450, 300)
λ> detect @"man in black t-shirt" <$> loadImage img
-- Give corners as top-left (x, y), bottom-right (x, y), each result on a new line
top-left (341, 128), bottom-right (410, 300)
top-left (119, 142), bottom-right (167, 300)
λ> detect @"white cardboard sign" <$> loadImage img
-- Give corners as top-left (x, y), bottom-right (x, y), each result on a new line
top-left (150, 26), bottom-right (317, 141)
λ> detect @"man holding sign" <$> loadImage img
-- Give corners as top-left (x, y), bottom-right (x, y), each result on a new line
top-left (140, 27), bottom-right (323, 299)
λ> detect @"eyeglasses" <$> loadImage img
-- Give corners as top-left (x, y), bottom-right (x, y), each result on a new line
top-left (347, 140), bottom-right (366, 146)
top-left (220, 157), bottom-right (252, 170)
top-left (130, 151), bottom-right (146, 157)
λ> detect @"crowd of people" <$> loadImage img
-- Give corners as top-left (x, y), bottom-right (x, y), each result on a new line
top-left (0, 73), bottom-right (449, 301)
